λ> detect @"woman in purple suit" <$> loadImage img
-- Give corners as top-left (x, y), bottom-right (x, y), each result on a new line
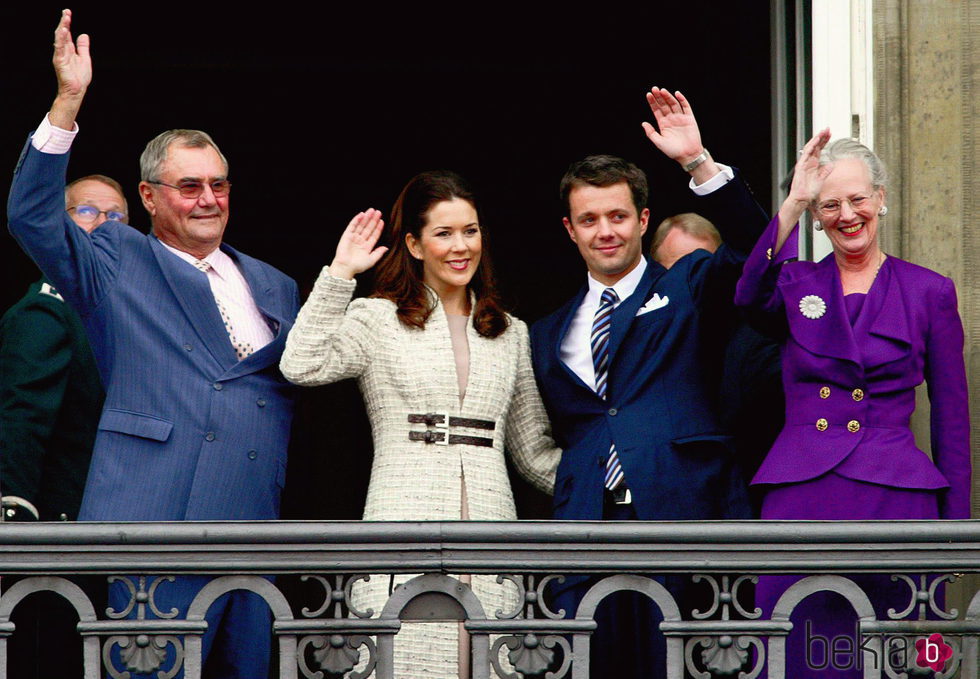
top-left (735, 130), bottom-right (970, 676)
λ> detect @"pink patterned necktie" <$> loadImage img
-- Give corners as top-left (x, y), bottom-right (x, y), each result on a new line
top-left (192, 259), bottom-right (255, 360)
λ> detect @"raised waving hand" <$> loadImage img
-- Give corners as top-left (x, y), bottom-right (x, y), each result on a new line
top-left (328, 209), bottom-right (388, 280)
top-left (641, 87), bottom-right (719, 183)
top-left (49, 9), bottom-right (91, 129)
top-left (772, 128), bottom-right (833, 254)
top-left (778, 128), bottom-right (833, 228)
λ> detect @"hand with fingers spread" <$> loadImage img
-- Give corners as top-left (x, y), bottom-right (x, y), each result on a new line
top-left (775, 128), bottom-right (833, 248)
top-left (49, 9), bottom-right (91, 130)
top-left (329, 209), bottom-right (389, 280)
top-left (641, 87), bottom-right (713, 171)
top-left (785, 128), bottom-right (833, 211)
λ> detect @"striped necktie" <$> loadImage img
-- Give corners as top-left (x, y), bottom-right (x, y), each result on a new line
top-left (592, 287), bottom-right (624, 490)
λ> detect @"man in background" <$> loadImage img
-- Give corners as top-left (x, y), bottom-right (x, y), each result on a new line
top-left (650, 212), bottom-right (786, 509)
top-left (0, 173), bottom-right (123, 679)
top-left (1, 174), bottom-right (123, 522)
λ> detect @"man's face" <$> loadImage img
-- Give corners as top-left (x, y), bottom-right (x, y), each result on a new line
top-left (655, 228), bottom-right (718, 269)
top-left (66, 179), bottom-right (127, 233)
top-left (563, 182), bottom-right (649, 286)
top-left (139, 144), bottom-right (229, 258)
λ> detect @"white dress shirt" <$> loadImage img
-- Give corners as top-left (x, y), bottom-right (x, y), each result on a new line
top-left (560, 257), bottom-right (648, 391)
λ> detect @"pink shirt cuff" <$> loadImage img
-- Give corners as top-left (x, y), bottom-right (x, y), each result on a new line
top-left (30, 113), bottom-right (78, 154)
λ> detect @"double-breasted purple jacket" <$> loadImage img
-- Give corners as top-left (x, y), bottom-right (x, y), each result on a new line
top-left (735, 218), bottom-right (971, 519)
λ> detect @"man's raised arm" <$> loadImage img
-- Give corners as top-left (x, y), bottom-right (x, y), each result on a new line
top-left (8, 9), bottom-right (114, 316)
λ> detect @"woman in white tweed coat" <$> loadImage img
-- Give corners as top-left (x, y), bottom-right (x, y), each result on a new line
top-left (280, 171), bottom-right (561, 678)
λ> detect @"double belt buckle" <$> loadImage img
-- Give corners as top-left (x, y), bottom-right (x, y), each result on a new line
top-left (408, 412), bottom-right (496, 447)
top-left (417, 411), bottom-right (449, 446)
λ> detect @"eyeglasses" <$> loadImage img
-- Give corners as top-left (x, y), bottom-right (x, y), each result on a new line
top-left (815, 194), bottom-right (873, 218)
top-left (147, 179), bottom-right (232, 199)
top-left (67, 205), bottom-right (127, 223)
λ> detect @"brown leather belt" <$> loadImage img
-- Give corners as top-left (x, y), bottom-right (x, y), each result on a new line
top-left (408, 430), bottom-right (494, 447)
top-left (407, 412), bottom-right (496, 447)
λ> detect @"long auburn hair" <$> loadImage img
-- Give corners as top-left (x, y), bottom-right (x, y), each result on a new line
top-left (371, 170), bottom-right (509, 338)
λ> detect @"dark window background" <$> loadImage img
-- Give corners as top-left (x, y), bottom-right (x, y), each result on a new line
top-left (1, 5), bottom-right (772, 519)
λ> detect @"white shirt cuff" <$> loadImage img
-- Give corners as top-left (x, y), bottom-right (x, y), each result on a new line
top-left (689, 163), bottom-right (735, 196)
top-left (30, 114), bottom-right (78, 154)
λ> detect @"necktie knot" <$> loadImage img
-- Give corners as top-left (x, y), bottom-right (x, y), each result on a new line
top-left (192, 259), bottom-right (211, 273)
top-left (600, 287), bottom-right (618, 308)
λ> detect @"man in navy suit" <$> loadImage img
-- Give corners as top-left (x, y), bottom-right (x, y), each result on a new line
top-left (530, 88), bottom-right (768, 677)
top-left (7, 11), bottom-right (299, 678)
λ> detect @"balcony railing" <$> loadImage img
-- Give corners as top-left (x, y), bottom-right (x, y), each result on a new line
top-left (1, 520), bottom-right (978, 678)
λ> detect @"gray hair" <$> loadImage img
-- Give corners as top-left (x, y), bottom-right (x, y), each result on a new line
top-left (139, 129), bottom-right (229, 182)
top-left (820, 138), bottom-right (887, 189)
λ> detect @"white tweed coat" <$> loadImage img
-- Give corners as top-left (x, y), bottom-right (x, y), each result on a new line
top-left (280, 268), bottom-right (560, 677)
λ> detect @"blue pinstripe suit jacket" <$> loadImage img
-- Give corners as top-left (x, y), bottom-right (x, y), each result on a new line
top-left (8, 140), bottom-right (299, 521)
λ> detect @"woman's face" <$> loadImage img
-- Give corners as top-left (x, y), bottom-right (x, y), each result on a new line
top-left (811, 157), bottom-right (886, 259)
top-left (406, 198), bottom-right (483, 299)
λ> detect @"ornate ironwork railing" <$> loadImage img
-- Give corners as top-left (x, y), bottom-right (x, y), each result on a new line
top-left (0, 520), bottom-right (978, 678)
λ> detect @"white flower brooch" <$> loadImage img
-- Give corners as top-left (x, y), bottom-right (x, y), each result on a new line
top-left (799, 295), bottom-right (827, 319)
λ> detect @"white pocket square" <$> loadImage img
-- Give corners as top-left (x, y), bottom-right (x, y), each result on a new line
top-left (636, 293), bottom-right (670, 316)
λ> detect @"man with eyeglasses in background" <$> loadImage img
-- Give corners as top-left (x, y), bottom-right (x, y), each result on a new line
top-left (1, 174), bottom-right (123, 524)
top-left (7, 10), bottom-right (299, 678)
top-left (0, 173), bottom-right (122, 679)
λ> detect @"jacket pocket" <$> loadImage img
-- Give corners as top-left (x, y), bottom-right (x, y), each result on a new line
top-left (98, 409), bottom-right (174, 442)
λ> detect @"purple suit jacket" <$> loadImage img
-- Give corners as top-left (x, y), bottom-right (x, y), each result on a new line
top-left (735, 218), bottom-right (971, 519)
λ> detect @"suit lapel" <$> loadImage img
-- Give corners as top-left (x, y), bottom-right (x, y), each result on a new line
top-left (607, 259), bottom-right (662, 367)
top-left (554, 285), bottom-right (594, 393)
top-left (780, 255), bottom-right (861, 366)
top-left (148, 235), bottom-right (237, 370)
top-left (854, 259), bottom-right (912, 368)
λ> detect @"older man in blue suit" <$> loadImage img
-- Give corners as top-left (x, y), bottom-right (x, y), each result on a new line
top-left (530, 88), bottom-right (769, 678)
top-left (7, 11), bottom-right (299, 678)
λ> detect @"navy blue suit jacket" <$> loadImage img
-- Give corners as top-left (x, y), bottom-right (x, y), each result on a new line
top-left (531, 172), bottom-right (768, 522)
top-left (8, 140), bottom-right (299, 521)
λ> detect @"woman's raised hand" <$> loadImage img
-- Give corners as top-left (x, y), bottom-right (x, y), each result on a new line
top-left (329, 209), bottom-right (388, 280)
top-left (772, 128), bottom-right (832, 254)
top-left (783, 128), bottom-right (833, 219)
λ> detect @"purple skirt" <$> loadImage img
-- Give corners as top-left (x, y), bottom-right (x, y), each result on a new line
top-left (755, 472), bottom-right (940, 678)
